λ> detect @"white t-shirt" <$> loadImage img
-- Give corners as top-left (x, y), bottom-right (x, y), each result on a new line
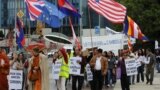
top-left (95, 57), bottom-right (102, 70)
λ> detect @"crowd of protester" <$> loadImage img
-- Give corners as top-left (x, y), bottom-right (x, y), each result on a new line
top-left (0, 45), bottom-right (159, 90)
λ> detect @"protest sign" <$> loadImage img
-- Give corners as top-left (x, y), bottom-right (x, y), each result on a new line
top-left (125, 58), bottom-right (138, 76)
top-left (9, 69), bottom-right (23, 90)
top-left (70, 57), bottom-right (82, 75)
top-left (136, 58), bottom-right (141, 67)
top-left (86, 64), bottom-right (93, 81)
top-left (53, 60), bottom-right (62, 80)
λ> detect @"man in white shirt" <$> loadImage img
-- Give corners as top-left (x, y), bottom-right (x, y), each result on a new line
top-left (90, 49), bottom-right (108, 90)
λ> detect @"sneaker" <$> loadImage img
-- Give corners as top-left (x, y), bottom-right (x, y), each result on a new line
top-left (150, 82), bottom-right (153, 85)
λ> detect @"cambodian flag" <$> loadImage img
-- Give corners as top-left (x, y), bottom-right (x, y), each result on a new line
top-left (58, 0), bottom-right (81, 18)
top-left (16, 17), bottom-right (25, 49)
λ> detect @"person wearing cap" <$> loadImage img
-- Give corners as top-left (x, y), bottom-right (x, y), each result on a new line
top-left (57, 48), bottom-right (69, 90)
top-left (27, 47), bottom-right (49, 90)
top-left (90, 48), bottom-right (108, 90)
top-left (0, 48), bottom-right (10, 90)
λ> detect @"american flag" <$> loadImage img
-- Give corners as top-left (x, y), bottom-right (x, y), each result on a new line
top-left (88, 0), bottom-right (126, 23)
top-left (25, 0), bottom-right (45, 21)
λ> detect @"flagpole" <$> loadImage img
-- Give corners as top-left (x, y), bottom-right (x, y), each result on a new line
top-left (99, 15), bottom-right (101, 28)
top-left (14, 0), bottom-right (18, 52)
top-left (88, 7), bottom-right (94, 50)
top-left (28, 19), bottom-right (31, 46)
top-left (79, 0), bottom-right (83, 43)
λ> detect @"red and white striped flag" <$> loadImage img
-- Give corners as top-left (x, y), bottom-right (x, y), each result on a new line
top-left (88, 0), bottom-right (126, 23)
top-left (69, 17), bottom-right (81, 49)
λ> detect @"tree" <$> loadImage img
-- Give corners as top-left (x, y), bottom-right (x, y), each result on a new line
top-left (112, 0), bottom-right (160, 41)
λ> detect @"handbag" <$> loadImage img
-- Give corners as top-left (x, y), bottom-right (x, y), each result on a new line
top-left (116, 67), bottom-right (121, 79)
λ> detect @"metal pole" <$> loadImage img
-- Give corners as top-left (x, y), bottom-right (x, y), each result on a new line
top-left (79, 0), bottom-right (83, 43)
top-left (14, 0), bottom-right (17, 30)
top-left (99, 15), bottom-right (101, 28)
top-left (28, 19), bottom-right (30, 46)
top-left (88, 7), bottom-right (94, 50)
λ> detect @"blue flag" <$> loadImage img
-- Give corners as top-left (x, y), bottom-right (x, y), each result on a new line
top-left (58, 0), bottom-right (81, 18)
top-left (37, 1), bottom-right (66, 28)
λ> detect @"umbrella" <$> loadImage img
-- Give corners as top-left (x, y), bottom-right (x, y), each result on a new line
top-left (26, 42), bottom-right (46, 52)
top-left (44, 33), bottom-right (72, 44)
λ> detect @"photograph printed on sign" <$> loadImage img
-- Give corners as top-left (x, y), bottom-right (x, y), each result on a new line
top-left (70, 57), bottom-right (82, 75)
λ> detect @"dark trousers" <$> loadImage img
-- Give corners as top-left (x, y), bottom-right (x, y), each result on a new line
top-left (137, 66), bottom-right (144, 82)
top-left (146, 68), bottom-right (154, 83)
top-left (130, 75), bottom-right (135, 84)
top-left (92, 70), bottom-right (104, 90)
top-left (120, 74), bottom-right (130, 90)
top-left (105, 72), bottom-right (108, 85)
top-left (72, 75), bottom-right (84, 90)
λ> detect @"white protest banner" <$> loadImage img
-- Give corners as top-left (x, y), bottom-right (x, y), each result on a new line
top-left (86, 64), bottom-right (93, 81)
top-left (9, 69), bottom-right (23, 90)
top-left (70, 57), bottom-right (82, 75)
top-left (125, 58), bottom-right (138, 76)
top-left (53, 60), bottom-right (62, 80)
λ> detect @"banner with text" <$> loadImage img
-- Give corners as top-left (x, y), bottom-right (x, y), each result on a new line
top-left (9, 69), bottom-right (23, 90)
top-left (53, 60), bottom-right (62, 80)
top-left (70, 57), bottom-right (82, 75)
top-left (86, 64), bottom-right (93, 81)
top-left (125, 58), bottom-right (138, 76)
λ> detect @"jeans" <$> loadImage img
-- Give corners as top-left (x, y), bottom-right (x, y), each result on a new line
top-left (57, 77), bottom-right (66, 90)
top-left (120, 74), bottom-right (130, 90)
top-left (92, 70), bottom-right (104, 90)
top-left (107, 69), bottom-right (115, 85)
top-left (156, 63), bottom-right (160, 73)
top-left (130, 75), bottom-right (135, 84)
top-left (72, 75), bottom-right (84, 90)
top-left (137, 66), bottom-right (144, 82)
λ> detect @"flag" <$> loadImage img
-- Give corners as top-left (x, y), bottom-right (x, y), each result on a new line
top-left (25, 0), bottom-right (66, 27)
top-left (124, 16), bottom-right (148, 41)
top-left (25, 0), bottom-right (45, 21)
top-left (69, 17), bottom-right (81, 49)
top-left (58, 0), bottom-right (81, 18)
top-left (88, 0), bottom-right (126, 23)
top-left (37, 1), bottom-right (66, 27)
top-left (128, 36), bottom-right (132, 51)
top-left (16, 17), bottom-right (25, 49)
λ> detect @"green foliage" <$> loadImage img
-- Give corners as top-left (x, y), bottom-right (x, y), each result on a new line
top-left (113, 0), bottom-right (160, 40)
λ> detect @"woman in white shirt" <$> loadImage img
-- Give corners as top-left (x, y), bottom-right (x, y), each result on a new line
top-left (136, 49), bottom-right (145, 83)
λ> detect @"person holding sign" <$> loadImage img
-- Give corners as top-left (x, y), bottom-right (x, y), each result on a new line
top-left (71, 46), bottom-right (86, 90)
top-left (10, 52), bottom-right (25, 89)
top-left (117, 50), bottom-right (130, 90)
top-left (10, 52), bottom-right (24, 70)
top-left (0, 47), bottom-right (10, 90)
top-left (145, 49), bottom-right (156, 85)
top-left (136, 49), bottom-right (145, 83)
top-left (27, 47), bottom-right (49, 90)
top-left (90, 48), bottom-right (108, 90)
top-left (57, 48), bottom-right (69, 90)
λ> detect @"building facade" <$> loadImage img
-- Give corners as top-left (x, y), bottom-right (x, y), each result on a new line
top-left (0, 0), bottom-right (110, 36)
